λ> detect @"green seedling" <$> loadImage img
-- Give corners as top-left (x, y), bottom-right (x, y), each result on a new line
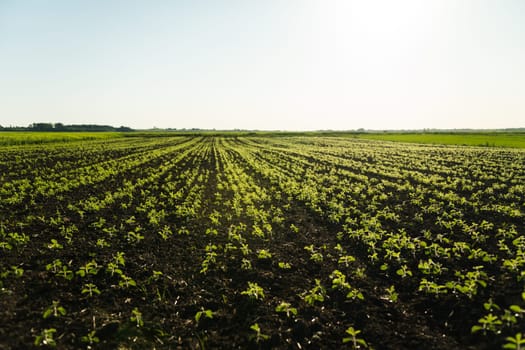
top-left (504, 333), bottom-right (525, 350)
top-left (418, 258), bottom-right (443, 275)
top-left (330, 270), bottom-right (364, 300)
top-left (483, 298), bottom-right (501, 312)
top-left (131, 307), bottom-right (144, 327)
top-left (342, 326), bottom-right (368, 349)
top-left (81, 283), bottom-right (101, 297)
top-left (224, 243), bottom-right (237, 253)
top-left (241, 258), bottom-right (252, 270)
top-left (240, 243), bottom-right (251, 256)
top-left (205, 228), bottom-right (218, 236)
top-left (113, 252), bottom-right (126, 266)
top-left (8, 232), bottom-right (29, 247)
top-left (241, 282), bottom-right (265, 300)
top-left (42, 301), bottom-right (66, 319)
top-left (396, 264), bottom-right (413, 278)
top-left (311, 252), bottom-right (323, 262)
top-left (126, 230), bottom-right (144, 243)
top-left (385, 285), bottom-right (398, 303)
top-left (47, 239), bottom-right (63, 250)
top-left (501, 309), bottom-right (518, 327)
top-left (302, 279), bottom-right (326, 305)
top-left (11, 265), bottom-right (24, 278)
top-left (338, 255), bottom-right (356, 267)
top-left (46, 259), bottom-right (63, 274)
top-left (76, 260), bottom-right (99, 277)
top-left (81, 330), bottom-right (100, 345)
top-left (106, 262), bottom-right (123, 276)
top-left (418, 278), bottom-right (447, 296)
top-left (96, 238), bottom-right (110, 248)
top-left (200, 244), bottom-right (218, 274)
top-left (257, 249), bottom-right (272, 259)
top-left (195, 308), bottom-right (214, 323)
top-left (119, 275), bottom-right (137, 288)
top-left (278, 261), bottom-right (291, 269)
top-left (471, 313), bottom-right (502, 334)
top-left (331, 270), bottom-right (350, 290)
top-left (34, 328), bottom-right (57, 347)
top-left (304, 244), bottom-right (324, 262)
top-left (0, 241), bottom-right (12, 250)
top-left (58, 265), bottom-right (73, 280)
top-left (353, 267), bottom-right (367, 279)
top-left (147, 270), bottom-right (163, 283)
top-left (249, 323), bottom-right (269, 343)
top-left (275, 301), bottom-right (297, 318)
top-left (252, 225), bottom-right (265, 238)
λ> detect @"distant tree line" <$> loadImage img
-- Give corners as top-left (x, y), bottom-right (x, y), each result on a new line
top-left (0, 123), bottom-right (133, 132)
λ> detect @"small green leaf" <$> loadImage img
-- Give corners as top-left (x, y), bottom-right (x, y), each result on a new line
top-left (509, 305), bottom-right (524, 313)
top-left (42, 309), bottom-right (53, 319)
top-left (471, 325), bottom-right (482, 333)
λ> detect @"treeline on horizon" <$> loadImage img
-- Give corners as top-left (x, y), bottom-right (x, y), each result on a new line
top-left (0, 123), bottom-right (133, 132)
top-left (1, 123), bottom-right (524, 134)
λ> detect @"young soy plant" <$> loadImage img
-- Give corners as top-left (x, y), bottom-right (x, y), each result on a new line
top-left (81, 330), bottom-right (100, 346)
top-left (195, 308), bottom-right (214, 324)
top-left (47, 238), bottom-right (63, 250)
top-left (34, 328), bottom-right (57, 347)
top-left (330, 270), bottom-right (364, 300)
top-left (384, 285), bottom-right (398, 303)
top-left (249, 323), bottom-right (270, 344)
top-left (131, 307), bottom-right (144, 327)
top-left (471, 313), bottom-right (502, 335)
top-left (342, 326), bottom-right (368, 349)
top-left (257, 249), bottom-right (272, 260)
top-left (504, 333), bottom-right (525, 350)
top-left (241, 282), bottom-right (265, 301)
top-left (338, 255), bottom-right (356, 267)
top-left (278, 261), bottom-right (291, 269)
top-left (158, 225), bottom-right (173, 240)
top-left (76, 260), bottom-right (99, 278)
top-left (241, 258), bottom-right (252, 270)
top-left (200, 244), bottom-right (218, 274)
top-left (275, 301), bottom-right (297, 318)
top-left (301, 279), bottom-right (326, 306)
top-left (119, 274), bottom-right (137, 289)
top-left (304, 244), bottom-right (323, 263)
top-left (81, 283), bottom-right (101, 297)
top-left (42, 301), bottom-right (66, 319)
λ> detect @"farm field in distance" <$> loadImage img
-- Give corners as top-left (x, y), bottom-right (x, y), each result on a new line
top-left (0, 132), bottom-right (125, 146)
top-left (355, 132), bottom-right (525, 149)
top-left (1, 134), bottom-right (525, 349)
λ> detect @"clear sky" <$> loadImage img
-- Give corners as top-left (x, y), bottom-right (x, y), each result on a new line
top-left (1, 0), bottom-right (524, 130)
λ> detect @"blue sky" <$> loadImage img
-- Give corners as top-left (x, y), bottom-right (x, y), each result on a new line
top-left (1, 0), bottom-right (524, 130)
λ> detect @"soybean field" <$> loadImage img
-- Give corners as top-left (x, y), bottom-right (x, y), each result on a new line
top-left (1, 135), bottom-right (525, 349)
